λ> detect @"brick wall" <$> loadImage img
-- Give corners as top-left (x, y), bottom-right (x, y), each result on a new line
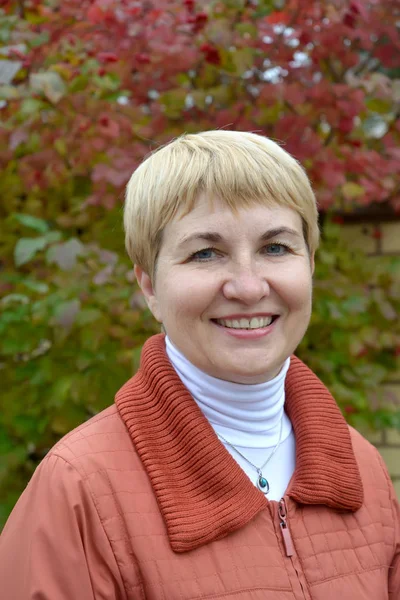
top-left (340, 221), bottom-right (400, 498)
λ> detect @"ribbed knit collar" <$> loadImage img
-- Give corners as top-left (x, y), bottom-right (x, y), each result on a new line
top-left (165, 335), bottom-right (291, 447)
top-left (115, 334), bottom-right (363, 553)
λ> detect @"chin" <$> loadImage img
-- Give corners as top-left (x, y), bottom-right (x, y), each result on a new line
top-left (218, 364), bottom-right (279, 385)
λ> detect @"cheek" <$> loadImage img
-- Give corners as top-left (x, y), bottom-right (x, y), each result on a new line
top-left (168, 272), bottom-right (218, 312)
top-left (156, 279), bottom-right (206, 324)
top-left (278, 270), bottom-right (312, 311)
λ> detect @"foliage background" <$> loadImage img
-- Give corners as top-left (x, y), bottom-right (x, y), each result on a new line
top-left (1, 0), bottom-right (400, 526)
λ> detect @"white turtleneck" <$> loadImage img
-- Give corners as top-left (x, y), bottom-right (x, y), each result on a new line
top-left (165, 336), bottom-right (296, 501)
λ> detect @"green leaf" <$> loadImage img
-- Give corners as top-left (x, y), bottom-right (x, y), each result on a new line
top-left (52, 299), bottom-right (81, 328)
top-left (0, 294), bottom-right (30, 306)
top-left (0, 84), bottom-right (19, 100)
top-left (69, 75), bottom-right (89, 93)
top-left (253, 5), bottom-right (273, 18)
top-left (231, 47), bottom-right (254, 75)
top-left (14, 237), bottom-right (48, 266)
top-left (20, 98), bottom-right (46, 117)
top-left (30, 71), bottom-right (67, 103)
top-left (235, 23), bottom-right (258, 38)
top-left (46, 238), bottom-right (85, 270)
top-left (44, 231), bottom-right (62, 244)
top-left (22, 280), bottom-right (49, 294)
top-left (222, 0), bottom-right (246, 7)
top-left (92, 73), bottom-right (121, 91)
top-left (29, 31), bottom-right (50, 48)
top-left (54, 138), bottom-right (67, 156)
top-left (159, 89), bottom-right (187, 119)
top-left (12, 213), bottom-right (49, 233)
top-left (75, 308), bottom-right (103, 326)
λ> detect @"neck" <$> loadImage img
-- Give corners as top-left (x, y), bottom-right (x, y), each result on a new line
top-left (165, 336), bottom-right (291, 448)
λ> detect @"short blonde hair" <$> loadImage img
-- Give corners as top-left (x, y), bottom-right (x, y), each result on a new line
top-left (124, 130), bottom-right (319, 279)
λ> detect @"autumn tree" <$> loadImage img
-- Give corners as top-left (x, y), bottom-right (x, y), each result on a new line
top-left (0, 0), bottom-right (399, 524)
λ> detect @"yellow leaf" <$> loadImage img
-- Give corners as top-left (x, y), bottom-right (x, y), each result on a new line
top-left (342, 182), bottom-right (364, 200)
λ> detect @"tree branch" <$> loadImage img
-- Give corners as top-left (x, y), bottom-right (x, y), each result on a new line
top-left (16, 0), bottom-right (25, 18)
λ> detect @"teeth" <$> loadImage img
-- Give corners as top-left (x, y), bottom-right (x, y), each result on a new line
top-left (216, 316), bottom-right (273, 329)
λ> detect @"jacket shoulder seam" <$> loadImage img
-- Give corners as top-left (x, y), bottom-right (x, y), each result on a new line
top-left (45, 453), bottom-right (146, 599)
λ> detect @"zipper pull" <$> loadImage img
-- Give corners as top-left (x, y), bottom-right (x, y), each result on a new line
top-left (278, 499), bottom-right (294, 557)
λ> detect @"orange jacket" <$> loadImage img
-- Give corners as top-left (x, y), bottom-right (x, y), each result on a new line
top-left (1, 334), bottom-right (399, 599)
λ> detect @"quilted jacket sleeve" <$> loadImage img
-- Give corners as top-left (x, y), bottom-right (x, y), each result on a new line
top-left (389, 477), bottom-right (400, 599)
top-left (0, 454), bottom-right (127, 600)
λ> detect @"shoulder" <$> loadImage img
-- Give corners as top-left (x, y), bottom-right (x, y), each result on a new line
top-left (22, 404), bottom-right (149, 538)
top-left (46, 404), bottom-right (144, 486)
top-left (349, 425), bottom-right (398, 510)
top-left (349, 425), bottom-right (388, 477)
top-left (349, 425), bottom-right (387, 470)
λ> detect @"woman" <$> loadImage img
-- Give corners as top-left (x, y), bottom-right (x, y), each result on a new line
top-left (1, 130), bottom-right (399, 599)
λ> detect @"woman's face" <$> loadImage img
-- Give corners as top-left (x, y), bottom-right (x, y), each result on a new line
top-left (135, 195), bottom-right (314, 384)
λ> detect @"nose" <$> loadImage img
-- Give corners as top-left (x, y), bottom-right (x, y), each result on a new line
top-left (222, 265), bottom-right (270, 305)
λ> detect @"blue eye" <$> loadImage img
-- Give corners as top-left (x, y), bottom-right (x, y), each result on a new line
top-left (265, 244), bottom-right (290, 255)
top-left (189, 248), bottom-right (217, 261)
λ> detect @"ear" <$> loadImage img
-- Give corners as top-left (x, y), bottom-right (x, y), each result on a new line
top-left (310, 251), bottom-right (315, 275)
top-left (134, 265), bottom-right (162, 322)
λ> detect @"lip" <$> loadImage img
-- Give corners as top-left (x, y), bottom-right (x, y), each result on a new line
top-left (212, 315), bottom-right (279, 339)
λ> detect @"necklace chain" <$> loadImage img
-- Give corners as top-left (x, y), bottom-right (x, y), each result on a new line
top-left (217, 417), bottom-right (284, 495)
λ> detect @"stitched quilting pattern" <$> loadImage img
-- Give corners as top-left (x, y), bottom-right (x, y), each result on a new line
top-left (49, 406), bottom-right (396, 600)
top-left (289, 429), bottom-right (394, 587)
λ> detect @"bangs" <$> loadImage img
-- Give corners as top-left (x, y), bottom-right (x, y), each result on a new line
top-left (142, 133), bottom-right (310, 228)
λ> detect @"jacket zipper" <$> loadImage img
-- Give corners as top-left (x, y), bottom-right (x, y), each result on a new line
top-left (278, 498), bottom-right (308, 599)
top-left (278, 498), bottom-right (294, 556)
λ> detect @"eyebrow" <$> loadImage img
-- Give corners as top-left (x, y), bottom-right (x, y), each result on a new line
top-left (178, 227), bottom-right (302, 247)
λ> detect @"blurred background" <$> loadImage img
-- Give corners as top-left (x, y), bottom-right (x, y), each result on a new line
top-left (1, 0), bottom-right (400, 527)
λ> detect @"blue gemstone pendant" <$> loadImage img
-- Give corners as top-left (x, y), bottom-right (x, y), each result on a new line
top-left (257, 474), bottom-right (270, 494)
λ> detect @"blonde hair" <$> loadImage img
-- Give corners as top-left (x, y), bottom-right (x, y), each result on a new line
top-left (124, 130), bottom-right (319, 279)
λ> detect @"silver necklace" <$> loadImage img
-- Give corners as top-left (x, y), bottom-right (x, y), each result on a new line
top-left (217, 417), bottom-right (284, 495)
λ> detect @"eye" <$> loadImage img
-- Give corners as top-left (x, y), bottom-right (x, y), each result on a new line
top-left (264, 243), bottom-right (291, 256)
top-left (188, 247), bottom-right (218, 262)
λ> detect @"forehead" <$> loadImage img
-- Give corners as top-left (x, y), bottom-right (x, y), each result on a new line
top-left (165, 195), bottom-right (303, 239)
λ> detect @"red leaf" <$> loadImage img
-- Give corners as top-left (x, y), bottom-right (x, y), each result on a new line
top-left (299, 31), bottom-right (312, 45)
top-left (375, 45), bottom-right (400, 68)
top-left (343, 12), bottom-right (356, 28)
top-left (87, 3), bottom-right (105, 24)
top-left (98, 116), bottom-right (120, 139)
top-left (189, 11), bottom-right (208, 32)
top-left (338, 117), bottom-right (354, 134)
top-left (126, 6), bottom-right (141, 17)
top-left (97, 52), bottom-right (119, 64)
top-left (135, 53), bottom-right (151, 65)
top-left (200, 44), bottom-right (220, 65)
top-left (356, 348), bottom-right (368, 358)
top-left (266, 11), bottom-right (290, 24)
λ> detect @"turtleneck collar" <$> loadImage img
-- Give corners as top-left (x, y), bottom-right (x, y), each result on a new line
top-left (165, 336), bottom-right (291, 447)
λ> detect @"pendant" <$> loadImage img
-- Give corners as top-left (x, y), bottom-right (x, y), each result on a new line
top-left (257, 473), bottom-right (270, 494)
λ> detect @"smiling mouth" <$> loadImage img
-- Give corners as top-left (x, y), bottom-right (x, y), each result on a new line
top-left (213, 316), bottom-right (278, 330)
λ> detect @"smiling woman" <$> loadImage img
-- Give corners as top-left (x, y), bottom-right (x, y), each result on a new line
top-left (1, 131), bottom-right (399, 600)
